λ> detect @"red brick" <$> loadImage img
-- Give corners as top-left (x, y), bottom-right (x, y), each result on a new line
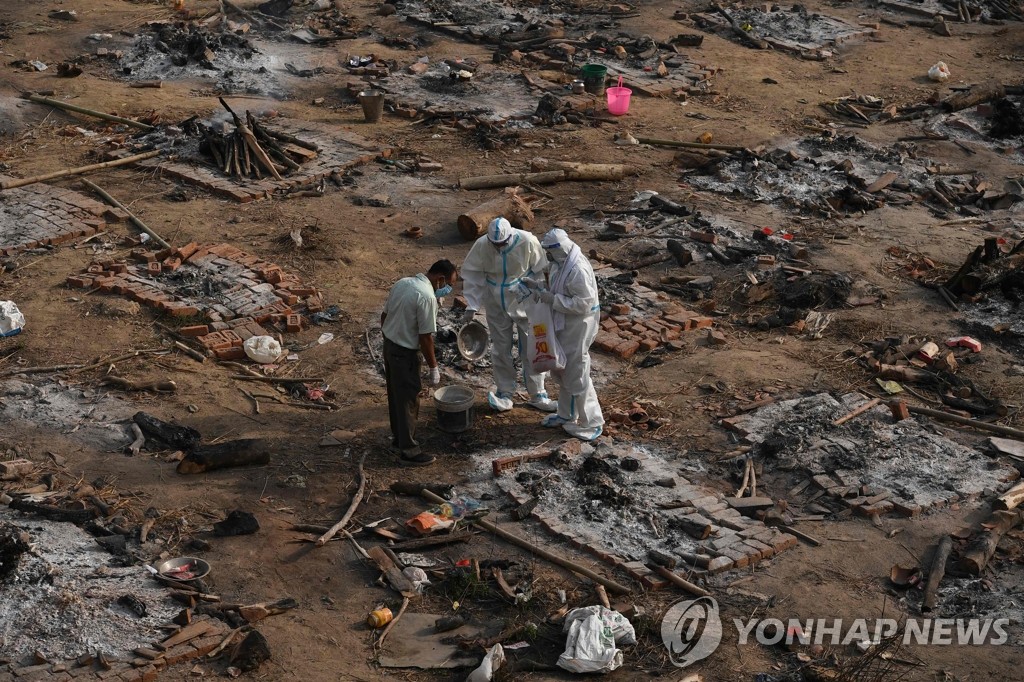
top-left (198, 331), bottom-right (228, 349)
top-left (600, 318), bottom-right (618, 331)
top-left (179, 325), bottom-right (209, 337)
top-left (87, 264), bottom-right (106, 275)
top-left (168, 305), bottom-right (200, 318)
top-left (287, 286), bottom-right (316, 297)
top-left (638, 339), bottom-right (659, 351)
top-left (162, 257), bottom-right (182, 272)
top-left (275, 289), bottom-right (299, 306)
top-left (176, 242), bottom-right (199, 260)
top-left (613, 339), bottom-right (640, 359)
top-left (689, 230), bottom-right (717, 244)
top-left (66, 275), bottom-right (93, 288)
top-left (260, 268), bottom-right (283, 284)
top-left (212, 346), bottom-right (247, 361)
top-left (146, 262), bottom-right (162, 277)
top-left (609, 303), bottom-right (630, 315)
top-left (593, 333), bottom-right (620, 353)
top-left (109, 262), bottom-right (128, 274)
top-left (285, 314), bottom-right (303, 333)
top-left (690, 317), bottom-right (713, 330)
top-left (221, 329), bottom-right (244, 347)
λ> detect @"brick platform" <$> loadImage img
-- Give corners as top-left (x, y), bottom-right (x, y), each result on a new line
top-left (593, 300), bottom-right (713, 359)
top-left (107, 121), bottom-right (390, 203)
top-left (496, 473), bottom-right (799, 588)
top-left (67, 243), bottom-right (324, 344)
top-left (0, 615), bottom-right (230, 681)
top-left (0, 180), bottom-right (127, 256)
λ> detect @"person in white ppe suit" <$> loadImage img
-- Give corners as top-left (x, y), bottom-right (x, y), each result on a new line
top-left (461, 217), bottom-right (557, 413)
top-left (523, 228), bottom-right (604, 441)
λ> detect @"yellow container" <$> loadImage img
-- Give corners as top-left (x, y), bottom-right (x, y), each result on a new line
top-left (367, 607), bottom-right (393, 628)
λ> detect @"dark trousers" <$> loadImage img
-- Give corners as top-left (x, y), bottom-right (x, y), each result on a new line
top-left (383, 337), bottom-right (421, 453)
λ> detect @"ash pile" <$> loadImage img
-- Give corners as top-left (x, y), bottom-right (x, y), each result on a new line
top-left (0, 380), bottom-right (133, 452)
top-left (725, 392), bottom-right (1019, 514)
top-left (118, 22), bottom-right (275, 94)
top-left (691, 4), bottom-right (874, 56)
top-left (684, 133), bottom-right (1020, 216)
top-left (0, 496), bottom-right (177, 662)
top-left (934, 93), bottom-right (1024, 163)
top-left (396, 0), bottom-right (575, 43)
top-left (474, 440), bottom-right (800, 579)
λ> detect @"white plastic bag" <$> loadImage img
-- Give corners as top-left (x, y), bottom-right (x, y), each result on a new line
top-left (928, 61), bottom-right (950, 82)
top-left (556, 606), bottom-right (635, 674)
top-left (0, 301), bottom-right (25, 337)
top-left (525, 298), bottom-right (565, 373)
top-left (243, 335), bottom-right (282, 364)
top-left (466, 643), bottom-right (504, 682)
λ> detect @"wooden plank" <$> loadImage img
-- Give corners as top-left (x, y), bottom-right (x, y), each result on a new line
top-left (367, 546), bottom-right (416, 596)
top-left (866, 171), bottom-right (898, 193)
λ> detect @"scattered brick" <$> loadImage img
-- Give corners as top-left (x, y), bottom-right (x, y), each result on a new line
top-left (609, 303), bottom-right (630, 315)
top-left (179, 325), bottom-right (209, 337)
top-left (689, 230), bottom-right (717, 244)
top-left (213, 346), bottom-right (247, 361)
top-left (146, 262), bottom-right (162, 277)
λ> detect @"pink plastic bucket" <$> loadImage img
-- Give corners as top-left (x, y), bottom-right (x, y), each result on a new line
top-left (606, 77), bottom-right (632, 116)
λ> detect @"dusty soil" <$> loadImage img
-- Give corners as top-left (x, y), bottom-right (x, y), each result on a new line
top-left (1, 0), bottom-right (1023, 680)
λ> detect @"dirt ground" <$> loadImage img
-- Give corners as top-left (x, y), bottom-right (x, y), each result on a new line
top-left (1, 0), bottom-right (1023, 680)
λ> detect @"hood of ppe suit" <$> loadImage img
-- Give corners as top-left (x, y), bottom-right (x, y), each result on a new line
top-left (487, 217), bottom-right (513, 244)
top-left (542, 227), bottom-right (573, 263)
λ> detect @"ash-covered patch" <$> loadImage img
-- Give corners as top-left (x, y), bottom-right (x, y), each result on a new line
top-left (685, 134), bottom-right (970, 215)
top-left (734, 393), bottom-right (1017, 507)
top-left (117, 22), bottom-right (278, 95)
top-left (0, 380), bottom-right (133, 452)
top-left (471, 441), bottom-right (721, 564)
top-left (396, 0), bottom-right (571, 41)
top-left (934, 94), bottom-right (1024, 164)
top-left (382, 66), bottom-right (540, 120)
top-left (930, 575), bottom-right (1024, 644)
top-left (0, 507), bottom-right (178, 661)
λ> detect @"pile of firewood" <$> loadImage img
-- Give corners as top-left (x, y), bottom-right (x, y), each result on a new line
top-left (199, 98), bottom-right (319, 180)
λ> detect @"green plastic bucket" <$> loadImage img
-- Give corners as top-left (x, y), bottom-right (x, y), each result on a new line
top-left (581, 63), bottom-right (608, 95)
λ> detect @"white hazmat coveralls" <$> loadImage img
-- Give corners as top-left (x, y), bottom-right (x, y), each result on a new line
top-left (536, 229), bottom-right (604, 441)
top-left (461, 221), bottom-right (553, 411)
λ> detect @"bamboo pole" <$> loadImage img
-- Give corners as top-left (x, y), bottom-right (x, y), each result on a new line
top-left (906, 405), bottom-right (1024, 440)
top-left (635, 137), bottom-right (748, 152)
top-left (0, 150), bottom-right (162, 190)
top-left (80, 179), bottom-right (171, 249)
top-left (421, 489), bottom-right (632, 594)
top-left (23, 93), bottom-right (155, 130)
top-left (459, 170), bottom-right (565, 190)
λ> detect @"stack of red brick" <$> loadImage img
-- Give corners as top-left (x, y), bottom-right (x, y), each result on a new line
top-left (593, 303), bottom-right (713, 359)
top-left (67, 242), bottom-right (323, 351)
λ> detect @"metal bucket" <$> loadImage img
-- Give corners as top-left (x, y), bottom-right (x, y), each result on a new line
top-left (433, 385), bottom-right (476, 433)
top-left (358, 90), bottom-right (385, 123)
top-left (457, 320), bottom-right (489, 361)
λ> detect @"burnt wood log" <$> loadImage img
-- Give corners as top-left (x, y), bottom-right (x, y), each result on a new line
top-left (230, 631), bottom-right (271, 672)
top-left (389, 481), bottom-right (455, 498)
top-left (0, 524), bottom-right (30, 580)
top-left (922, 535), bottom-right (952, 612)
top-left (941, 83), bottom-right (1006, 112)
top-left (9, 498), bottom-right (95, 524)
top-left (994, 481), bottom-right (1024, 511)
top-left (133, 412), bottom-right (202, 450)
top-left (955, 510), bottom-right (1023, 576)
top-left (176, 440), bottom-right (270, 474)
top-left (387, 531), bottom-right (473, 551)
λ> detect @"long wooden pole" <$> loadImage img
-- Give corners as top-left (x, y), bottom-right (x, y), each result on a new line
top-left (0, 150), bottom-right (162, 190)
top-left (421, 489), bottom-right (631, 594)
top-left (649, 564), bottom-right (711, 597)
top-left (833, 398), bottom-right (882, 426)
top-left (635, 137), bottom-right (748, 152)
top-left (24, 93), bottom-right (155, 130)
top-left (80, 179), bottom-right (170, 249)
top-left (459, 170), bottom-right (565, 190)
top-left (315, 452), bottom-right (367, 547)
top-left (906, 404), bottom-right (1024, 440)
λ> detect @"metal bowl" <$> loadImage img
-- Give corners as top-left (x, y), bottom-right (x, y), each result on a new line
top-left (457, 321), bottom-right (489, 361)
top-left (155, 556), bottom-right (211, 582)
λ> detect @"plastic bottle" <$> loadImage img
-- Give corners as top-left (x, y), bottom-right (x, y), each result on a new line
top-left (367, 607), bottom-right (393, 628)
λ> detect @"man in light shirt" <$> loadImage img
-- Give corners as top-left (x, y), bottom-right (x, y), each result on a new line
top-left (380, 259), bottom-right (458, 466)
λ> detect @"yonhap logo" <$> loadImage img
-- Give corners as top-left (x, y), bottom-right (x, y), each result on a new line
top-left (661, 597), bottom-right (723, 667)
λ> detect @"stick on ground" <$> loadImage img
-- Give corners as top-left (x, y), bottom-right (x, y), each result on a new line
top-left (315, 452), bottom-right (367, 547)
